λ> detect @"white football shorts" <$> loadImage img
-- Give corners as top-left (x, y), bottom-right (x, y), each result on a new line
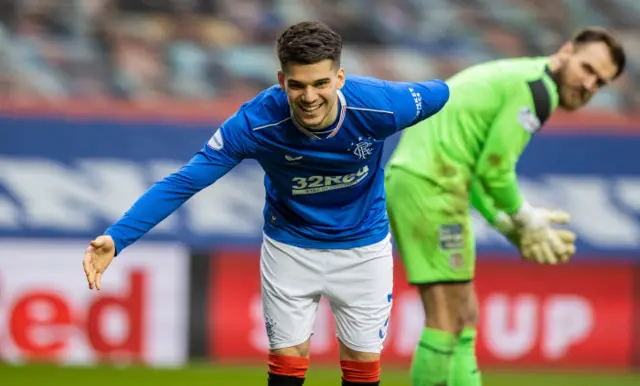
top-left (260, 233), bottom-right (393, 354)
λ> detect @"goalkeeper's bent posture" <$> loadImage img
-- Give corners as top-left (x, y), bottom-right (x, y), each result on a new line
top-left (385, 27), bottom-right (626, 386)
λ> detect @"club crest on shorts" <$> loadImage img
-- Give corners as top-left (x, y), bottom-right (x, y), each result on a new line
top-left (439, 224), bottom-right (463, 251)
top-left (449, 253), bottom-right (464, 270)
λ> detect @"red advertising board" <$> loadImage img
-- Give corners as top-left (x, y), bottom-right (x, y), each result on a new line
top-left (474, 260), bottom-right (634, 369)
top-left (0, 241), bottom-right (190, 367)
top-left (209, 250), bottom-right (635, 370)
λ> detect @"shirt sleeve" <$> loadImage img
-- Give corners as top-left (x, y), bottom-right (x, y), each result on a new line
top-left (470, 178), bottom-right (500, 224)
top-left (105, 110), bottom-right (255, 255)
top-left (386, 79), bottom-right (450, 134)
top-left (474, 90), bottom-right (542, 214)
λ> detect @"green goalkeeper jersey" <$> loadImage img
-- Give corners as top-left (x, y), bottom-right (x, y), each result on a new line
top-left (387, 57), bottom-right (559, 224)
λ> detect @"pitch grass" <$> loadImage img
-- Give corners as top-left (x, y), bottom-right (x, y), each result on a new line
top-left (0, 362), bottom-right (639, 386)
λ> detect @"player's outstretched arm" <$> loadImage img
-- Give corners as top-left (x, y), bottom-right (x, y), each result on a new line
top-left (85, 109), bottom-right (255, 255)
top-left (82, 115), bottom-right (254, 290)
top-left (103, 149), bottom-right (238, 254)
top-left (83, 158), bottom-right (215, 291)
top-left (100, 113), bottom-right (254, 256)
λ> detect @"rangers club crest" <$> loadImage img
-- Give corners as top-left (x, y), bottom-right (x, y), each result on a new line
top-left (348, 137), bottom-right (374, 160)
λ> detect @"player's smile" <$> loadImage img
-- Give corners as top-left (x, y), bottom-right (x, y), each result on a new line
top-left (299, 102), bottom-right (322, 114)
top-left (295, 99), bottom-right (327, 128)
top-left (292, 91), bottom-right (335, 129)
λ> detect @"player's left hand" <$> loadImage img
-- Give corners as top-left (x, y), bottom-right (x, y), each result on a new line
top-left (519, 227), bottom-right (577, 263)
top-left (494, 211), bottom-right (577, 264)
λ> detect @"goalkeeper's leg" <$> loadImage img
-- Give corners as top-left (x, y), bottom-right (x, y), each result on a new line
top-left (449, 288), bottom-right (482, 386)
top-left (411, 281), bottom-right (480, 386)
top-left (385, 169), bottom-right (480, 386)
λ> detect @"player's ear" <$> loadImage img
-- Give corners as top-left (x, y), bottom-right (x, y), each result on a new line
top-left (336, 67), bottom-right (346, 89)
top-left (277, 71), bottom-right (286, 91)
top-left (558, 41), bottom-right (575, 57)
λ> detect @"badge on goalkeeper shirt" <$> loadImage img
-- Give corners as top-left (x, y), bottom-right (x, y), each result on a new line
top-left (517, 107), bottom-right (541, 133)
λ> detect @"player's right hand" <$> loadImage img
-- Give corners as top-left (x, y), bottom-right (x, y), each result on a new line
top-left (518, 226), bottom-right (567, 264)
top-left (521, 228), bottom-right (577, 263)
top-left (497, 221), bottom-right (577, 263)
top-left (83, 235), bottom-right (116, 291)
top-left (512, 205), bottom-right (573, 264)
top-left (496, 205), bottom-right (576, 264)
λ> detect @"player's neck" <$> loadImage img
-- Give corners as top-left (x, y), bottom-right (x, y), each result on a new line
top-left (547, 54), bottom-right (564, 91)
top-left (548, 54), bottom-right (562, 73)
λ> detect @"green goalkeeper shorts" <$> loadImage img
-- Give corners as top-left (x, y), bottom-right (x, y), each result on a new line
top-left (385, 167), bottom-right (476, 284)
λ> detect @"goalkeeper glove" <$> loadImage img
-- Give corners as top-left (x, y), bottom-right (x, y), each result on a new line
top-left (521, 228), bottom-right (577, 263)
top-left (494, 203), bottom-right (576, 264)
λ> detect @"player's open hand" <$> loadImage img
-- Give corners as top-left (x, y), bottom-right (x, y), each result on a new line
top-left (494, 209), bottom-right (577, 264)
top-left (516, 207), bottom-right (572, 264)
top-left (83, 235), bottom-right (116, 291)
top-left (520, 228), bottom-right (577, 263)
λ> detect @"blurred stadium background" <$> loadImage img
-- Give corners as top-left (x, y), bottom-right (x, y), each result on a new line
top-left (1, 0), bottom-right (640, 385)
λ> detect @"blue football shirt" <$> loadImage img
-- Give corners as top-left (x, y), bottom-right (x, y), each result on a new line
top-left (106, 75), bottom-right (449, 254)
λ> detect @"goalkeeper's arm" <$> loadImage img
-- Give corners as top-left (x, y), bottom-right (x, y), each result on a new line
top-left (470, 176), bottom-right (521, 245)
top-left (470, 178), bottom-right (500, 225)
top-left (472, 94), bottom-right (574, 262)
top-left (473, 105), bottom-right (529, 216)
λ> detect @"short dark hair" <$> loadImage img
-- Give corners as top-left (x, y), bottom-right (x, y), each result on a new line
top-left (276, 21), bottom-right (342, 71)
top-left (572, 27), bottom-right (626, 79)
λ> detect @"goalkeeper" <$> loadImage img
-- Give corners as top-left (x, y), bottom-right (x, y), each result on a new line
top-left (385, 27), bottom-right (625, 386)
